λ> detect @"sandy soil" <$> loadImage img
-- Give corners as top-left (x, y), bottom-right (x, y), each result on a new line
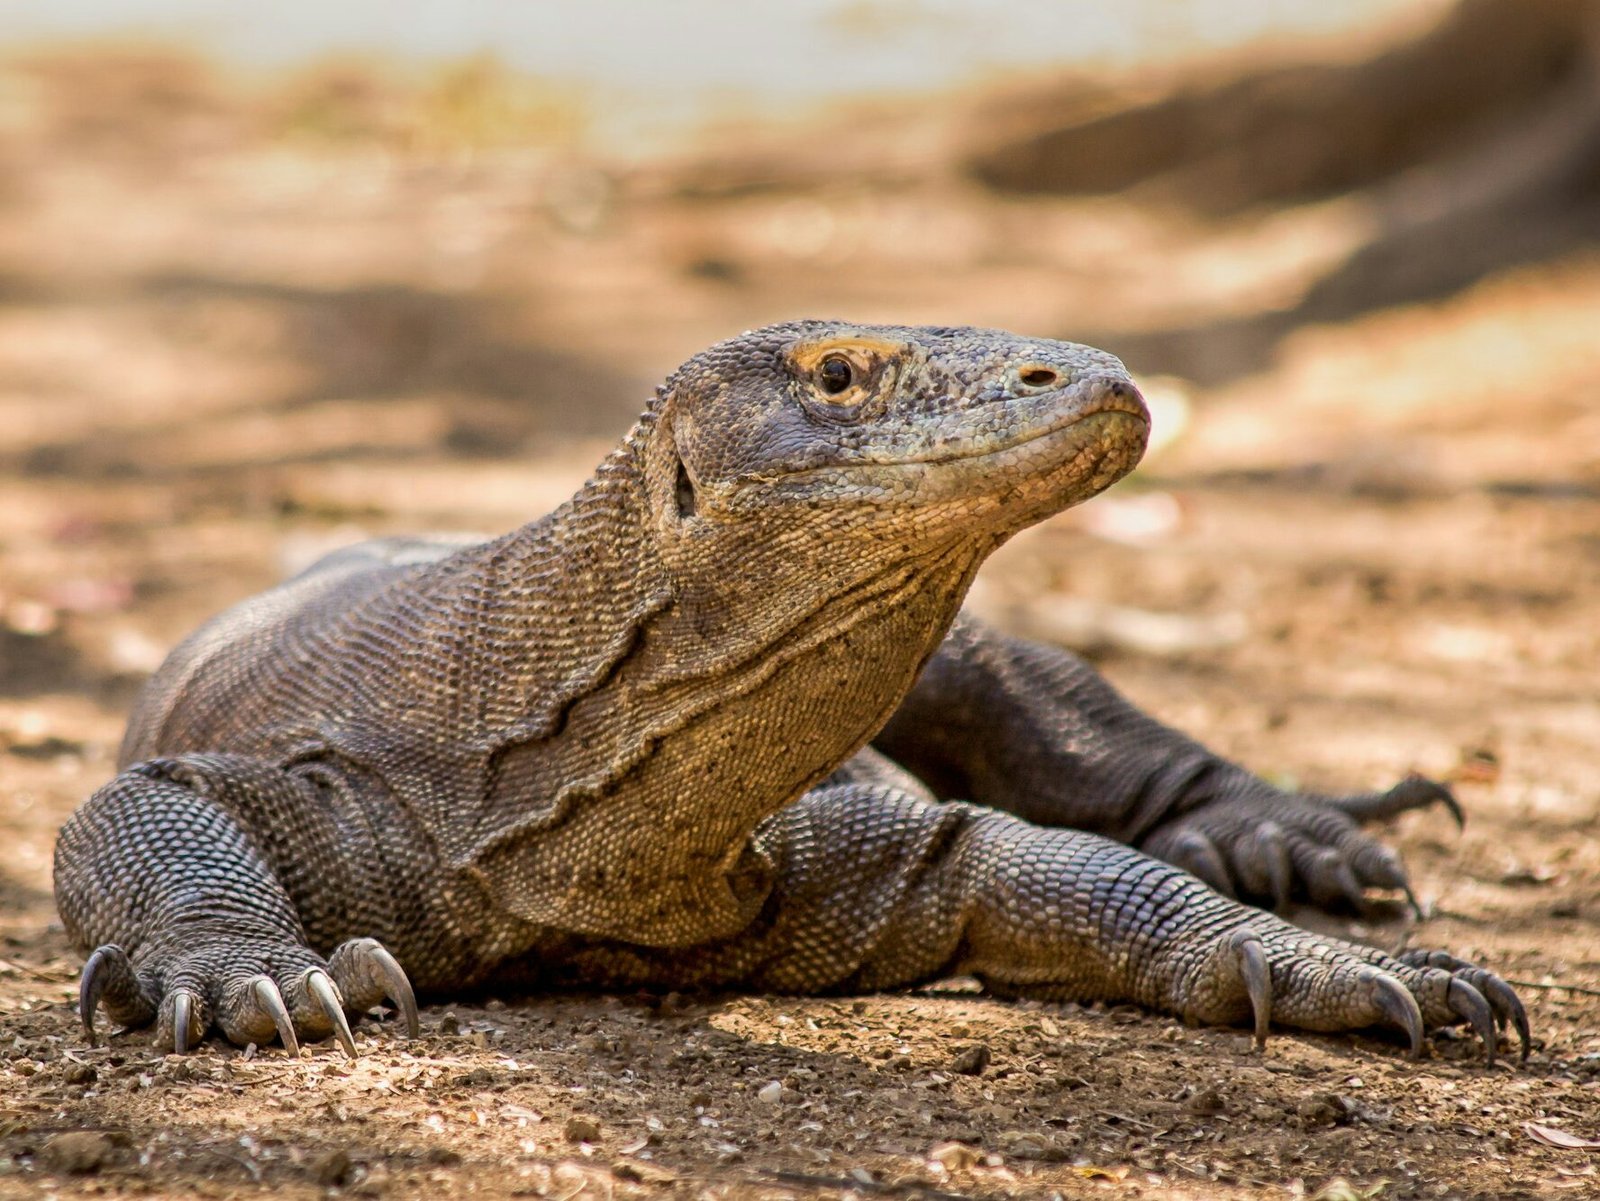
top-left (1, 43), bottom-right (1598, 1201)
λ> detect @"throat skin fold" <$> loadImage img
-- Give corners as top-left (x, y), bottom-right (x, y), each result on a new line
top-left (469, 419), bottom-right (998, 946)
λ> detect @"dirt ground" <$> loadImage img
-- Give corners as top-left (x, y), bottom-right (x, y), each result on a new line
top-left (2, 31), bottom-right (1600, 1201)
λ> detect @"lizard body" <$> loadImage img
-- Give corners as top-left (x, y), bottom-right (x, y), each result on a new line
top-left (55, 321), bottom-right (1525, 1062)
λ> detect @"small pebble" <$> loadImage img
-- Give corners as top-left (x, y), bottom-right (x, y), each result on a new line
top-left (1186, 1086), bottom-right (1227, 1115)
top-left (354, 1162), bottom-right (390, 1196)
top-left (998, 1130), bottom-right (1054, 1161)
top-left (564, 1115), bottom-right (602, 1143)
top-left (39, 1131), bottom-right (113, 1175)
top-left (949, 1044), bottom-right (990, 1076)
top-left (756, 1080), bottom-right (783, 1104)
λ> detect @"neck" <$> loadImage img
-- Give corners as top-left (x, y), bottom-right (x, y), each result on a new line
top-left (453, 424), bottom-right (995, 943)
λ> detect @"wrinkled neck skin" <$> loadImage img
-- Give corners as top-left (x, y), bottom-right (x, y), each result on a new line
top-left (638, 401), bottom-right (998, 692)
top-left (462, 406), bottom-right (991, 939)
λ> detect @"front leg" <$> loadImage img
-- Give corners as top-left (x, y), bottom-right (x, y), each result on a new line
top-left (875, 612), bottom-right (1461, 911)
top-left (54, 754), bottom-right (423, 1054)
top-left (584, 787), bottom-right (1525, 1063)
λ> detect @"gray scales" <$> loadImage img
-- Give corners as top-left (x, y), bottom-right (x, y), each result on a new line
top-left (53, 321), bottom-right (1528, 1065)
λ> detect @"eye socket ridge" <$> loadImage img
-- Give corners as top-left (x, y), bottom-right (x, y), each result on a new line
top-left (788, 337), bottom-right (901, 414)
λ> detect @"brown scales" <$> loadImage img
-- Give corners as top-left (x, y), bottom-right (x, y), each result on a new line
top-left (54, 320), bottom-right (1526, 1065)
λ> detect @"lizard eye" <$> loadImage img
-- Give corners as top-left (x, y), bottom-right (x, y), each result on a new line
top-left (817, 356), bottom-right (854, 395)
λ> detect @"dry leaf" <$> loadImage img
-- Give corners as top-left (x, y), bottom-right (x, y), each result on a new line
top-left (928, 1141), bottom-right (981, 1171)
top-left (1524, 1122), bottom-right (1600, 1149)
top-left (1074, 1163), bottom-right (1130, 1181)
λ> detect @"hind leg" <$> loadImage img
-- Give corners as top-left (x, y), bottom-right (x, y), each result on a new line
top-left (877, 613), bottom-right (1461, 912)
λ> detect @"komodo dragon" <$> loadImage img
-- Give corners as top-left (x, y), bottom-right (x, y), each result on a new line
top-left (54, 320), bottom-right (1528, 1065)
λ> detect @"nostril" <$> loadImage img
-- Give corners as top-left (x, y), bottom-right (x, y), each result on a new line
top-left (1019, 367), bottom-right (1059, 388)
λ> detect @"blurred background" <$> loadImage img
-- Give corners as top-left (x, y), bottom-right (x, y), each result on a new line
top-left (1, 0), bottom-right (1597, 898)
top-left (3, 0), bottom-right (1599, 934)
top-left (2, 1), bottom-right (1599, 1193)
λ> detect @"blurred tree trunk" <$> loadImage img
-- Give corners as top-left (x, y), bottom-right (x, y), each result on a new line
top-left (965, 0), bottom-right (1600, 370)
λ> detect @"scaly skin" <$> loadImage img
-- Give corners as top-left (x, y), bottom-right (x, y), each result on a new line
top-left (54, 320), bottom-right (1526, 1064)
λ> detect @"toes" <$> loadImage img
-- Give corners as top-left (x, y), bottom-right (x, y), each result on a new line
top-left (1228, 825), bottom-right (1292, 908)
top-left (1331, 774), bottom-right (1464, 829)
top-left (1445, 978), bottom-right (1498, 1067)
top-left (157, 987), bottom-right (209, 1054)
top-left (328, 937), bottom-right (420, 1038)
top-left (1303, 848), bottom-right (1368, 912)
top-left (1398, 951), bottom-right (1530, 1063)
top-left (1164, 831), bottom-right (1237, 897)
top-left (73, 937), bottom-right (412, 1058)
top-left (216, 975), bottom-right (303, 1054)
top-left (217, 965), bottom-right (366, 1056)
top-left (79, 945), bottom-right (157, 1045)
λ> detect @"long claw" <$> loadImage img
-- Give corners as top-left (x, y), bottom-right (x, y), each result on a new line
top-left (1396, 951), bottom-right (1532, 1063)
top-left (1335, 775), bottom-right (1464, 829)
top-left (1457, 970), bottom-right (1530, 1063)
top-left (1446, 978), bottom-right (1497, 1067)
top-left (365, 943), bottom-right (420, 1039)
top-left (1479, 975), bottom-right (1531, 1063)
top-left (252, 977), bottom-right (301, 1057)
top-left (306, 970), bottom-right (357, 1058)
top-left (1231, 930), bottom-right (1272, 1049)
top-left (79, 948), bottom-right (109, 1047)
top-left (172, 989), bottom-right (197, 1055)
top-left (1368, 972), bottom-right (1424, 1058)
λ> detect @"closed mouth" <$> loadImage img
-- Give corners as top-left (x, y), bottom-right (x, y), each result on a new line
top-left (903, 392), bottom-right (1149, 470)
top-left (751, 390), bottom-right (1148, 486)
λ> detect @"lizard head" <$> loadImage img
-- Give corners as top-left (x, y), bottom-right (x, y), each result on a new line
top-left (646, 320), bottom-right (1148, 553)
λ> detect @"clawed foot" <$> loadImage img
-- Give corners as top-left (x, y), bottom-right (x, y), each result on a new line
top-left (78, 936), bottom-right (419, 1057)
top-left (1185, 923), bottom-right (1529, 1067)
top-left (1142, 774), bottom-right (1462, 915)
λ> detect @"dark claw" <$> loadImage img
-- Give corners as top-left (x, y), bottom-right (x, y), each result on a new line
top-left (1169, 831), bottom-right (1236, 898)
top-left (78, 944), bottom-right (153, 1047)
top-left (1396, 950), bottom-right (1532, 1063)
top-left (1446, 978), bottom-right (1497, 1067)
top-left (1352, 841), bottom-right (1410, 892)
top-left (79, 948), bottom-right (110, 1047)
top-left (1230, 930), bottom-right (1272, 1049)
top-left (251, 976), bottom-right (301, 1056)
top-left (365, 943), bottom-right (420, 1039)
top-left (306, 969), bottom-right (357, 1058)
top-left (1471, 972), bottom-right (1531, 1063)
top-left (1335, 775), bottom-right (1464, 830)
top-left (1367, 971), bottom-right (1424, 1058)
